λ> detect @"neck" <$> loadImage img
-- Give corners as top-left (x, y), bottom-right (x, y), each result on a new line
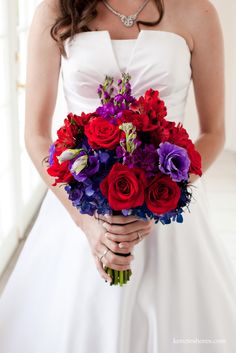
top-left (104, 0), bottom-right (150, 10)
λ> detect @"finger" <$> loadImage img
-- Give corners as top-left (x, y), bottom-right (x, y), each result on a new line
top-left (104, 231), bottom-right (137, 243)
top-left (100, 214), bottom-right (139, 225)
top-left (103, 250), bottom-right (134, 267)
top-left (94, 256), bottom-right (113, 283)
top-left (102, 220), bottom-right (152, 235)
top-left (104, 228), bottom-right (147, 243)
top-left (118, 230), bottom-right (151, 248)
top-left (102, 236), bottom-right (132, 255)
top-left (120, 231), bottom-right (151, 248)
top-left (101, 257), bottom-right (132, 271)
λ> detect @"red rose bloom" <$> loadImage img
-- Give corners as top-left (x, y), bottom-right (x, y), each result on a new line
top-left (100, 163), bottom-right (146, 210)
top-left (84, 117), bottom-right (121, 150)
top-left (145, 173), bottom-right (181, 214)
top-left (47, 150), bottom-right (74, 186)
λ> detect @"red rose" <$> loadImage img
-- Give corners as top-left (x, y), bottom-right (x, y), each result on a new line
top-left (186, 142), bottom-right (202, 176)
top-left (47, 150), bottom-right (73, 186)
top-left (100, 163), bottom-right (146, 210)
top-left (85, 117), bottom-right (121, 150)
top-left (145, 173), bottom-right (181, 214)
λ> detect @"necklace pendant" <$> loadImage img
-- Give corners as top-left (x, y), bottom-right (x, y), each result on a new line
top-left (120, 15), bottom-right (136, 27)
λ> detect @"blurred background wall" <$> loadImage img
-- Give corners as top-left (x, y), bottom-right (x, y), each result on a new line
top-left (0, 0), bottom-right (45, 276)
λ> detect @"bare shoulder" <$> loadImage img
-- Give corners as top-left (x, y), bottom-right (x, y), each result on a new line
top-left (183, 0), bottom-right (222, 29)
top-left (178, 0), bottom-right (223, 51)
top-left (34, 0), bottom-right (61, 20)
top-left (40, 0), bottom-right (60, 11)
top-left (28, 0), bottom-right (62, 43)
top-left (27, 0), bottom-right (63, 61)
top-left (178, 0), bottom-right (225, 135)
top-left (180, 0), bottom-right (218, 12)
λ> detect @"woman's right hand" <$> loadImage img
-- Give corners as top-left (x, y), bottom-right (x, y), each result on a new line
top-left (80, 215), bottom-right (135, 283)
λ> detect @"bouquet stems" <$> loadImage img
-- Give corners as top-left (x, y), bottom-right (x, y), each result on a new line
top-left (104, 267), bottom-right (132, 286)
top-left (104, 211), bottom-right (132, 286)
top-left (104, 251), bottom-right (131, 285)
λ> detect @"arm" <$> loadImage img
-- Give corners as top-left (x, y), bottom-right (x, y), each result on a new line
top-left (186, 0), bottom-right (225, 183)
top-left (24, 1), bottom-right (136, 281)
top-left (24, 1), bottom-right (89, 228)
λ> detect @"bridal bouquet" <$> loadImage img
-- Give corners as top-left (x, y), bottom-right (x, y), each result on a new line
top-left (46, 73), bottom-right (202, 286)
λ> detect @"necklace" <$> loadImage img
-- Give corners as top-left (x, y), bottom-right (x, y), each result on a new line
top-left (102, 0), bottom-right (150, 27)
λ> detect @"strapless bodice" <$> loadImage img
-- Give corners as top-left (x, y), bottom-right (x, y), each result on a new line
top-left (61, 30), bottom-right (192, 123)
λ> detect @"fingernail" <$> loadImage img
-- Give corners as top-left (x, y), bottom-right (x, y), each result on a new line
top-left (119, 243), bottom-right (125, 248)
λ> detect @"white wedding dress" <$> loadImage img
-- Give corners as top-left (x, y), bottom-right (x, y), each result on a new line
top-left (0, 30), bottom-right (236, 353)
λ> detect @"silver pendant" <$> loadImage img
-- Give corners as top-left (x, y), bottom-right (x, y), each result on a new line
top-left (120, 15), bottom-right (136, 27)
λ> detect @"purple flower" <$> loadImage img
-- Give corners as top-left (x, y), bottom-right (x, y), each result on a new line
top-left (48, 144), bottom-right (56, 166)
top-left (66, 186), bottom-right (83, 203)
top-left (85, 184), bottom-right (95, 197)
top-left (114, 94), bottom-right (124, 103)
top-left (116, 145), bottom-right (125, 159)
top-left (118, 144), bottom-right (159, 178)
top-left (71, 153), bottom-right (100, 182)
top-left (96, 102), bottom-right (116, 119)
top-left (104, 91), bottom-right (110, 100)
top-left (157, 142), bottom-right (190, 182)
top-left (121, 209), bottom-right (132, 216)
top-left (98, 151), bottom-right (110, 163)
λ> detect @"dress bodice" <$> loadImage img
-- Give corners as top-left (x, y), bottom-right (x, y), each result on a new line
top-left (61, 30), bottom-right (192, 123)
top-left (111, 39), bottom-right (136, 73)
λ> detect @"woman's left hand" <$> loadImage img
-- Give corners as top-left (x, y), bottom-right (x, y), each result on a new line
top-left (95, 213), bottom-right (154, 255)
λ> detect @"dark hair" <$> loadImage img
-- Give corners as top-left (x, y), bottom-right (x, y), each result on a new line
top-left (51, 0), bottom-right (165, 56)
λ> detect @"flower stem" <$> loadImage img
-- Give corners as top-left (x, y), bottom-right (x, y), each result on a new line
top-left (124, 270), bottom-right (127, 284)
top-left (120, 270), bottom-right (124, 286)
top-left (105, 267), bottom-right (132, 286)
top-left (107, 268), bottom-right (113, 285)
top-left (114, 270), bottom-right (119, 285)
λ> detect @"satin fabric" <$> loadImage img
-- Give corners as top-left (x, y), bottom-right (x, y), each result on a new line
top-left (0, 30), bottom-right (236, 353)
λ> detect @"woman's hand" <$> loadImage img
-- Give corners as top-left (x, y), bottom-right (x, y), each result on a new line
top-left (96, 214), bottom-right (155, 257)
top-left (80, 215), bottom-right (134, 283)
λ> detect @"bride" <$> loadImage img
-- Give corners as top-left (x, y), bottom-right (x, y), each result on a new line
top-left (0, 0), bottom-right (236, 352)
